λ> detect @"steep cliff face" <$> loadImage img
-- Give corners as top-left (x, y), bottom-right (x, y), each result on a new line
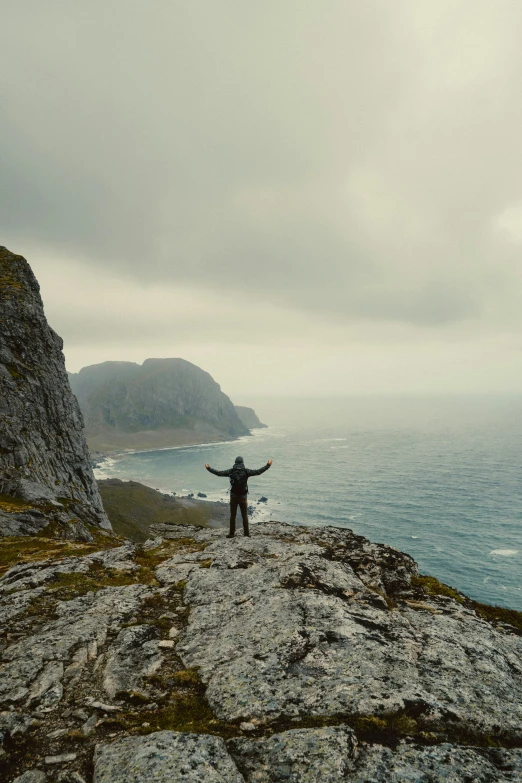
top-left (234, 405), bottom-right (267, 429)
top-left (68, 361), bottom-right (141, 405)
top-left (0, 246), bottom-right (110, 535)
top-left (69, 358), bottom-right (250, 452)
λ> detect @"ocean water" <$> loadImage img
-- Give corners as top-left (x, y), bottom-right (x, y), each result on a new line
top-left (94, 395), bottom-right (522, 611)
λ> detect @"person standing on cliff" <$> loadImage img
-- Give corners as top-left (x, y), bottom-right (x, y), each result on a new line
top-left (204, 456), bottom-right (272, 538)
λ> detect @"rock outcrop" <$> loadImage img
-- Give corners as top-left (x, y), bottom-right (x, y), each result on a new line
top-left (2, 521), bottom-right (521, 782)
top-left (68, 359), bottom-right (250, 453)
top-left (0, 247), bottom-right (110, 537)
top-left (234, 406), bottom-right (267, 429)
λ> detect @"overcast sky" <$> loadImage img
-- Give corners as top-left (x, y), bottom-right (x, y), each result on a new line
top-left (2, 1), bottom-right (522, 398)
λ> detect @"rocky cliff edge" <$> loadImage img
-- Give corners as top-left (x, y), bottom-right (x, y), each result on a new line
top-left (0, 246), bottom-right (111, 538)
top-left (1, 521), bottom-right (521, 782)
top-left (234, 406), bottom-right (267, 429)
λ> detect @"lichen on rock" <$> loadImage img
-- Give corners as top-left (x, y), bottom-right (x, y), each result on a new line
top-left (1, 517), bottom-right (522, 781)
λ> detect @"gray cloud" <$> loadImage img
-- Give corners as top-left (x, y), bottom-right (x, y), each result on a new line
top-left (2, 0), bottom-right (522, 335)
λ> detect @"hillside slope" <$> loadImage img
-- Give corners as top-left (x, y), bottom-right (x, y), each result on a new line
top-left (98, 478), bottom-right (228, 541)
top-left (69, 359), bottom-right (250, 452)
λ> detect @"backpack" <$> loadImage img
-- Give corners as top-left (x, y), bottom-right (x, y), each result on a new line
top-left (230, 466), bottom-right (248, 495)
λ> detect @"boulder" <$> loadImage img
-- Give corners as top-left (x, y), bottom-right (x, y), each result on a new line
top-left (93, 731), bottom-right (244, 783)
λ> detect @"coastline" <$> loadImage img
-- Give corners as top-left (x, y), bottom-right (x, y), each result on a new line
top-left (93, 429), bottom-right (273, 532)
top-left (90, 414), bottom-right (522, 611)
top-left (90, 428), bottom-right (267, 466)
top-left (96, 477), bottom-right (230, 540)
top-left (84, 425), bottom-right (253, 458)
top-left (96, 476), bottom-right (272, 542)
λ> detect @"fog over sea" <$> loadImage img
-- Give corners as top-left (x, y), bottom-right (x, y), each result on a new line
top-left (94, 395), bottom-right (522, 611)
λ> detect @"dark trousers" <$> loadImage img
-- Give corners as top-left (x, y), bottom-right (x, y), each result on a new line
top-left (230, 495), bottom-right (249, 536)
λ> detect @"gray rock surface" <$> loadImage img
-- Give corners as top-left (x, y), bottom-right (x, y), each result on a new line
top-left (44, 753), bottom-right (77, 764)
top-left (0, 246), bottom-right (110, 536)
top-left (229, 730), bottom-right (522, 782)
top-left (91, 726), bottom-right (522, 783)
top-left (0, 545), bottom-right (149, 708)
top-left (157, 522), bottom-right (522, 737)
top-left (229, 725), bottom-right (358, 782)
top-left (93, 731), bottom-right (245, 783)
top-left (102, 625), bottom-right (163, 698)
top-left (12, 771), bottom-right (47, 783)
top-left (351, 742), bottom-right (522, 782)
top-left (2, 521), bottom-right (522, 782)
top-left (57, 773), bottom-right (86, 783)
top-left (0, 711), bottom-right (36, 757)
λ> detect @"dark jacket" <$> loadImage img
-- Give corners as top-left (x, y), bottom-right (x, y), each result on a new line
top-left (206, 460), bottom-right (270, 497)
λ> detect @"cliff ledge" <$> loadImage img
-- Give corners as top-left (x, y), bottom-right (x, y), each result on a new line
top-left (1, 521), bottom-right (521, 782)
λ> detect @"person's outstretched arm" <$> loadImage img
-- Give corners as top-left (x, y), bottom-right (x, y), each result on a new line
top-left (205, 464), bottom-right (232, 477)
top-left (246, 459), bottom-right (272, 477)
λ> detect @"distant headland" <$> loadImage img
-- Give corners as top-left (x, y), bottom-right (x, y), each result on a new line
top-left (68, 360), bottom-right (267, 455)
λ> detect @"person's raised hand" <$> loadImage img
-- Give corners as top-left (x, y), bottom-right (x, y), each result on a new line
top-left (205, 463), bottom-right (210, 469)
top-left (267, 459), bottom-right (273, 466)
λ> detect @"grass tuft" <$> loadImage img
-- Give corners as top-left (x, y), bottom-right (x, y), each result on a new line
top-left (470, 601), bottom-right (522, 635)
top-left (0, 534), bottom-right (118, 579)
top-left (411, 574), bottom-right (464, 603)
top-left (412, 573), bottom-right (522, 635)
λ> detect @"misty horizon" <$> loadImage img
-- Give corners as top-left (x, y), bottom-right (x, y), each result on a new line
top-left (2, 2), bottom-right (522, 397)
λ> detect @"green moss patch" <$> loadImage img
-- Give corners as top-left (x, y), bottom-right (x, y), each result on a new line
top-left (6, 364), bottom-right (21, 379)
top-left (108, 666), bottom-right (235, 738)
top-left (470, 600), bottom-right (522, 635)
top-left (134, 538), bottom-right (209, 568)
top-left (0, 248), bottom-right (26, 300)
top-left (172, 668), bottom-right (202, 687)
top-left (0, 493), bottom-right (35, 514)
top-left (22, 591), bottom-right (59, 623)
top-left (266, 710), bottom-right (521, 749)
top-left (44, 557), bottom-right (163, 599)
top-left (411, 574), bottom-right (465, 603)
top-left (127, 582), bottom-right (185, 636)
top-left (412, 573), bottom-right (522, 635)
top-left (0, 535), bottom-right (117, 579)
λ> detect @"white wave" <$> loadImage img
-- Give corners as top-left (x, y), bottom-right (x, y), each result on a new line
top-left (93, 456), bottom-right (121, 480)
top-left (489, 549), bottom-right (519, 556)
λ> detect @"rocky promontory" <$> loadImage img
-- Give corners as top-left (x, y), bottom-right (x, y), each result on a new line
top-left (0, 247), bottom-right (110, 539)
top-left (2, 247), bottom-right (522, 781)
top-left (1, 521), bottom-right (521, 782)
top-left (68, 359), bottom-right (251, 453)
top-left (234, 406), bottom-right (267, 430)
